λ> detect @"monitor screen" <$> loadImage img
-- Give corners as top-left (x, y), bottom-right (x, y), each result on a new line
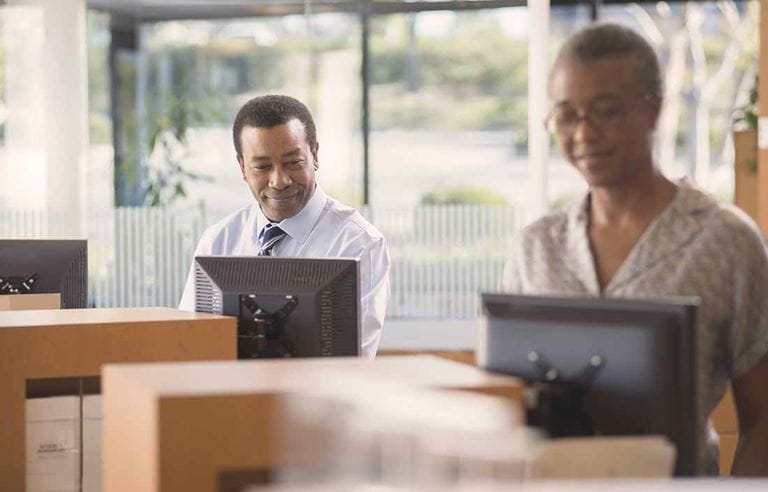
top-left (0, 240), bottom-right (88, 308)
top-left (194, 256), bottom-right (360, 359)
top-left (478, 293), bottom-right (699, 476)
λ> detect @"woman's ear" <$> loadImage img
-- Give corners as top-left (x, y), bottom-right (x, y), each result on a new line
top-left (648, 95), bottom-right (663, 129)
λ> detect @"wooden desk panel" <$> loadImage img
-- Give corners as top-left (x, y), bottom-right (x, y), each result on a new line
top-left (0, 293), bottom-right (60, 311)
top-left (0, 307), bottom-right (236, 491)
top-left (103, 355), bottom-right (524, 492)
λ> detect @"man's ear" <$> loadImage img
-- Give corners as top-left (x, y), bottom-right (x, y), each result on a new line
top-left (237, 154), bottom-right (246, 180)
top-left (311, 142), bottom-right (320, 171)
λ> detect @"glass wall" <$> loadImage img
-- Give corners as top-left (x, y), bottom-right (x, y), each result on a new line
top-left (134, 13), bottom-right (361, 212)
top-left (1, 1), bottom-right (759, 317)
top-left (98, 1), bottom-right (758, 214)
top-left (363, 5), bottom-right (592, 212)
top-left (87, 10), bottom-right (115, 210)
top-left (547, 1), bottom-right (759, 209)
top-left (368, 8), bottom-right (527, 210)
top-left (607, 1), bottom-right (758, 198)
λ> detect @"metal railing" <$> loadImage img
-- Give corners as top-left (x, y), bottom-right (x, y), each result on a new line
top-left (1, 204), bottom-right (520, 318)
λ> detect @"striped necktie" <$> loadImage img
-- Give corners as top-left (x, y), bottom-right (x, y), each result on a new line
top-left (258, 223), bottom-right (286, 256)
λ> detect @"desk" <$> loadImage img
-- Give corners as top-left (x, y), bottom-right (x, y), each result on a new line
top-left (0, 293), bottom-right (60, 311)
top-left (103, 355), bottom-right (524, 492)
top-left (243, 479), bottom-right (768, 491)
top-left (0, 307), bottom-right (236, 491)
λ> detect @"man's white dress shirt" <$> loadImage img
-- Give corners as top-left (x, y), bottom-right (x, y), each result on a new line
top-left (179, 185), bottom-right (390, 358)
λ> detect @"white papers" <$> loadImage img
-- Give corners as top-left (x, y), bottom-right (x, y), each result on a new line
top-left (82, 395), bottom-right (103, 492)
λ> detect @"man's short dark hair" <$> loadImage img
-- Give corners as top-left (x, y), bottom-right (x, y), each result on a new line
top-left (232, 95), bottom-right (317, 157)
top-left (552, 22), bottom-right (663, 99)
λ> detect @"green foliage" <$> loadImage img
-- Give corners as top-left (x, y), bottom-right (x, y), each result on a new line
top-left (420, 186), bottom-right (507, 205)
top-left (370, 16), bottom-right (527, 132)
top-left (113, 53), bottom-right (141, 206)
top-left (142, 57), bottom-right (226, 206)
top-left (734, 75), bottom-right (758, 131)
top-left (89, 113), bottom-right (113, 145)
top-left (143, 139), bottom-right (213, 207)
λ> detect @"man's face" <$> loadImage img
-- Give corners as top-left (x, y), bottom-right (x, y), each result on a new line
top-left (548, 57), bottom-right (659, 188)
top-left (237, 119), bottom-right (318, 222)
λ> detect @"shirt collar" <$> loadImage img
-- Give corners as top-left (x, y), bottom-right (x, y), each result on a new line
top-left (667, 179), bottom-right (717, 217)
top-left (568, 178), bottom-right (715, 226)
top-left (569, 192), bottom-right (591, 227)
top-left (564, 179), bottom-right (716, 294)
top-left (253, 185), bottom-right (327, 245)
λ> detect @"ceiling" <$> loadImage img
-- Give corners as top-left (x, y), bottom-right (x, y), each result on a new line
top-left (86, 1), bottom-right (521, 21)
top-left (85, 0), bottom-right (713, 22)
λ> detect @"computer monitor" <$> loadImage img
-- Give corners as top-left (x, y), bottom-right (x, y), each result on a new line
top-left (0, 239), bottom-right (88, 308)
top-left (478, 293), bottom-right (699, 476)
top-left (194, 256), bottom-right (360, 359)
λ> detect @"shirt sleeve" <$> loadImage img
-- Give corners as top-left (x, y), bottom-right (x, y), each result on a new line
top-left (358, 236), bottom-right (391, 358)
top-left (500, 234), bottom-right (524, 293)
top-left (728, 222), bottom-right (768, 378)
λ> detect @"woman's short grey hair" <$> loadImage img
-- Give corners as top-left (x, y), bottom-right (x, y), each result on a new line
top-left (552, 22), bottom-right (663, 99)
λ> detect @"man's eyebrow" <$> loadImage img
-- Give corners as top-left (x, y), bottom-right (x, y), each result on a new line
top-left (250, 148), bottom-right (303, 161)
top-left (282, 148), bottom-right (302, 158)
top-left (589, 93), bottom-right (623, 103)
top-left (552, 93), bottom-right (623, 108)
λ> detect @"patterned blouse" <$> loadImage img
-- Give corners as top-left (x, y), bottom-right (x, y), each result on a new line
top-left (502, 183), bottom-right (768, 475)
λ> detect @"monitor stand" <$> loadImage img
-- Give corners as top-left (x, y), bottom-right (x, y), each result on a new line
top-left (237, 294), bottom-right (298, 359)
top-left (0, 273), bottom-right (40, 294)
top-left (524, 350), bottom-right (604, 438)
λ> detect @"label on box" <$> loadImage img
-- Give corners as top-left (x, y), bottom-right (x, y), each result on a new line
top-left (26, 396), bottom-right (80, 492)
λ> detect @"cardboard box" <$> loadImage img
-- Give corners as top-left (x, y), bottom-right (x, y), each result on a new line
top-left (0, 307), bottom-right (236, 491)
top-left (83, 395), bottom-right (103, 492)
top-left (26, 396), bottom-right (80, 492)
top-left (102, 355), bottom-right (524, 492)
top-left (102, 356), bottom-right (523, 492)
top-left (530, 436), bottom-right (676, 479)
top-left (0, 293), bottom-right (60, 311)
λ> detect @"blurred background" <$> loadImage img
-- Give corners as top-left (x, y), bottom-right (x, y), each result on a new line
top-left (0, 0), bottom-right (759, 344)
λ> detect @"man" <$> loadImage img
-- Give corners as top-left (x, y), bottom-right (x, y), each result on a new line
top-left (179, 95), bottom-right (390, 358)
top-left (502, 23), bottom-right (768, 475)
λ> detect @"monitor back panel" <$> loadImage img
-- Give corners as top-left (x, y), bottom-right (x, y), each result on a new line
top-left (0, 240), bottom-right (87, 308)
top-left (195, 256), bottom-right (359, 357)
top-left (480, 294), bottom-right (698, 475)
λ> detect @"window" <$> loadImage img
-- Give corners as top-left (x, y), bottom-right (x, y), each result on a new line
top-left (0, 5), bottom-right (45, 211)
top-left (135, 14), bottom-right (362, 211)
